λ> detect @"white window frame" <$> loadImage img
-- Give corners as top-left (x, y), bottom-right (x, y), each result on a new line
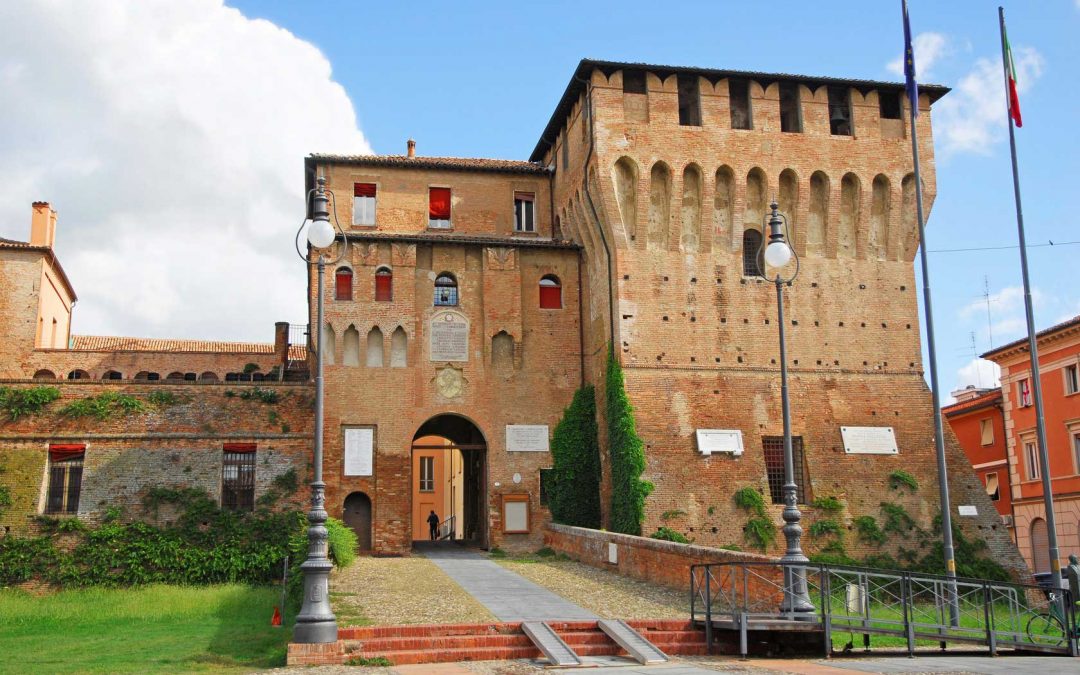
top-left (1065, 363), bottom-right (1079, 396)
top-left (514, 193), bottom-right (535, 233)
top-left (1023, 437), bottom-right (1040, 481)
top-left (1018, 377), bottom-right (1032, 407)
top-left (352, 183), bottom-right (377, 226)
top-left (419, 455), bottom-right (435, 492)
top-left (980, 418), bottom-right (994, 446)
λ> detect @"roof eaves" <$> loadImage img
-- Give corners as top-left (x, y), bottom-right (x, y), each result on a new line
top-left (981, 315), bottom-right (1080, 361)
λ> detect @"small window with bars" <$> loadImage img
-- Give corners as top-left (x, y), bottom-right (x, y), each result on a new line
top-left (222, 444), bottom-right (256, 511)
top-left (45, 444), bottom-right (84, 515)
top-left (419, 456), bottom-right (435, 492)
top-left (742, 229), bottom-right (763, 277)
top-left (762, 436), bottom-right (810, 505)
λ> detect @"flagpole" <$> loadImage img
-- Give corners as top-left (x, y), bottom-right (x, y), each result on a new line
top-left (998, 5), bottom-right (1062, 594)
top-left (902, 0), bottom-right (963, 622)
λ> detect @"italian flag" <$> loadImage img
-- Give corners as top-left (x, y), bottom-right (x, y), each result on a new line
top-left (1004, 26), bottom-right (1023, 127)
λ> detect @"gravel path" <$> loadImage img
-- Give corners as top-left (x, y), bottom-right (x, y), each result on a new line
top-left (330, 554), bottom-right (495, 626)
top-left (494, 556), bottom-right (689, 619)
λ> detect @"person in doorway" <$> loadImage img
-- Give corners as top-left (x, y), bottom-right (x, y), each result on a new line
top-left (427, 510), bottom-right (440, 541)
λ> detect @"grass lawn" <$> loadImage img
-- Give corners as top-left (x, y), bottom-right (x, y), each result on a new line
top-left (0, 584), bottom-right (292, 674)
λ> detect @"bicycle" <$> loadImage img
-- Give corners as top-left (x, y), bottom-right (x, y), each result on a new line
top-left (1025, 591), bottom-right (1075, 647)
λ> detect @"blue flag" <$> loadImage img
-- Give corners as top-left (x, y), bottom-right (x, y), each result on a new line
top-left (902, 0), bottom-right (918, 117)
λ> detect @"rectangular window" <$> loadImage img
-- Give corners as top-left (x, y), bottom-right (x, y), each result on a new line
top-left (623, 70), bottom-right (647, 95)
top-left (1019, 378), bottom-right (1032, 407)
top-left (1024, 440), bottom-right (1040, 480)
top-left (778, 82), bottom-right (802, 133)
top-left (980, 418), bottom-right (994, 446)
top-left (514, 192), bottom-right (535, 232)
top-left (419, 456), bottom-right (434, 492)
top-left (1065, 364), bottom-right (1079, 395)
top-left (879, 91), bottom-right (902, 120)
top-left (828, 86), bottom-right (853, 136)
top-left (677, 74), bottom-right (701, 126)
top-left (45, 444), bottom-right (84, 515)
top-left (984, 472), bottom-right (1000, 501)
top-left (222, 444), bottom-right (256, 511)
top-left (539, 468), bottom-right (554, 506)
top-left (763, 436), bottom-right (809, 504)
top-left (729, 79), bottom-right (752, 130)
top-left (1073, 433), bottom-right (1080, 475)
top-left (352, 183), bottom-right (377, 226)
top-left (428, 187), bottom-right (451, 228)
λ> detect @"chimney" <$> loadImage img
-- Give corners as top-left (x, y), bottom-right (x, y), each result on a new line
top-left (407, 138), bottom-right (416, 158)
top-left (30, 202), bottom-right (57, 249)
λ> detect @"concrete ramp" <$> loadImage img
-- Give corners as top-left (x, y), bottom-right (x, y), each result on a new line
top-left (598, 619), bottom-right (669, 664)
top-left (521, 621), bottom-right (583, 667)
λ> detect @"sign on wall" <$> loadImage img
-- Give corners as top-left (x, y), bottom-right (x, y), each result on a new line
top-left (506, 425), bottom-right (549, 452)
top-left (695, 429), bottom-right (744, 456)
top-left (343, 427), bottom-right (374, 476)
top-left (430, 311), bottom-right (469, 362)
top-left (840, 426), bottom-right (899, 455)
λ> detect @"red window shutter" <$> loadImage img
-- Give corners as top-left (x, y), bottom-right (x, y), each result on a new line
top-left (335, 270), bottom-right (352, 300)
top-left (429, 188), bottom-right (451, 220)
top-left (49, 443), bottom-right (86, 461)
top-left (354, 183), bottom-right (376, 198)
top-left (539, 285), bottom-right (562, 309)
top-left (514, 191), bottom-right (534, 202)
top-left (375, 272), bottom-right (392, 301)
top-left (223, 443), bottom-right (257, 453)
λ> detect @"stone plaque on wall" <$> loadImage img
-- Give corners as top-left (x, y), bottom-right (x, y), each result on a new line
top-left (343, 427), bottom-right (373, 476)
top-left (840, 426), bottom-right (898, 455)
top-left (695, 429), bottom-right (744, 456)
top-left (430, 311), bottom-right (469, 362)
top-left (506, 425), bottom-right (549, 452)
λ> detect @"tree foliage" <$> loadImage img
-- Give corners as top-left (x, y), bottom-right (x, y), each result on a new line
top-left (549, 385), bottom-right (601, 528)
top-left (605, 351), bottom-right (653, 535)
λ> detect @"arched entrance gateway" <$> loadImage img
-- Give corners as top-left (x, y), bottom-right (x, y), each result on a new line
top-left (342, 492), bottom-right (372, 552)
top-left (411, 414), bottom-right (487, 548)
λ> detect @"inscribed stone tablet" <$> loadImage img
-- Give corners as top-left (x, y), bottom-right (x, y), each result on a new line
top-left (430, 312), bottom-right (469, 362)
top-left (343, 427), bottom-right (373, 476)
top-left (696, 429), bottom-right (744, 456)
top-left (958, 505), bottom-right (978, 516)
top-left (506, 425), bottom-right (549, 452)
top-left (840, 426), bottom-right (899, 455)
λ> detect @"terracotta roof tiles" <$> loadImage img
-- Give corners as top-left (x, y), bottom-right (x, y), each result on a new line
top-left (309, 154), bottom-right (549, 175)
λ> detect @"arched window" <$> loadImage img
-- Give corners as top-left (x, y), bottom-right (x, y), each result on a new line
top-left (434, 273), bottom-right (458, 306)
top-left (33, 369), bottom-right (56, 381)
top-left (742, 229), bottom-right (763, 276)
top-left (199, 372), bottom-right (219, 382)
top-left (335, 267), bottom-right (353, 301)
top-left (67, 370), bottom-right (90, 380)
top-left (102, 370), bottom-right (122, 380)
top-left (166, 372), bottom-right (184, 381)
top-left (539, 275), bottom-right (562, 309)
top-left (390, 327), bottom-right (407, 367)
top-left (183, 373), bottom-right (196, 381)
top-left (375, 267), bottom-right (393, 302)
top-left (366, 327), bottom-right (384, 367)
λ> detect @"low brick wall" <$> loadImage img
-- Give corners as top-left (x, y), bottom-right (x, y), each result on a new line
top-left (544, 523), bottom-right (778, 590)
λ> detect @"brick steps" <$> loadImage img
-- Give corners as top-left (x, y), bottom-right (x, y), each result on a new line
top-left (336, 619), bottom-right (709, 666)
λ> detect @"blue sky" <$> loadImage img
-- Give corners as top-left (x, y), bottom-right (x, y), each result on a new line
top-left (2, 1), bottom-right (1077, 398)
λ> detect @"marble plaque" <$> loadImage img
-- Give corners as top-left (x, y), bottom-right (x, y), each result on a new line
top-left (506, 425), bottom-right (549, 452)
top-left (430, 311), bottom-right (469, 362)
top-left (958, 505), bottom-right (978, 517)
top-left (343, 427), bottom-right (373, 476)
top-left (696, 429), bottom-right (744, 456)
top-left (840, 426), bottom-right (899, 455)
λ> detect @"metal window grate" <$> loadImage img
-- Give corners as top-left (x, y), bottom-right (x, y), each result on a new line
top-left (222, 450), bottom-right (256, 511)
top-left (45, 455), bottom-right (84, 515)
top-left (762, 436), bottom-right (809, 504)
top-left (742, 230), bottom-right (763, 276)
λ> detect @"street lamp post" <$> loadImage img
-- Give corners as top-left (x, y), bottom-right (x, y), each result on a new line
top-left (292, 176), bottom-right (347, 643)
top-left (757, 201), bottom-right (814, 616)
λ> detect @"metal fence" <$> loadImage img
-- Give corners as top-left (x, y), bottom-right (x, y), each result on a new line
top-left (690, 560), bottom-right (1077, 657)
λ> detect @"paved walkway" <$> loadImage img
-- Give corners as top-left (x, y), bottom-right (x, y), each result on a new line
top-left (417, 545), bottom-right (598, 621)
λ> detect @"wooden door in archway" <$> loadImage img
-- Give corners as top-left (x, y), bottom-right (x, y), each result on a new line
top-left (343, 492), bottom-right (372, 552)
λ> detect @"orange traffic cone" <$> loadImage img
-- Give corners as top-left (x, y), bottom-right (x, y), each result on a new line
top-left (271, 606), bottom-right (282, 627)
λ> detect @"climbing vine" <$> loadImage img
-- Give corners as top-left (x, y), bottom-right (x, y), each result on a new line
top-left (61, 392), bottom-right (146, 420)
top-left (733, 486), bottom-right (775, 551)
top-left (548, 385), bottom-right (601, 529)
top-left (605, 351), bottom-right (653, 535)
top-left (888, 469), bottom-right (919, 493)
top-left (0, 386), bottom-right (61, 420)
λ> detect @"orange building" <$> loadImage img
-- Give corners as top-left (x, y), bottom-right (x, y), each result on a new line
top-left (983, 316), bottom-right (1080, 573)
top-left (943, 387), bottom-right (1013, 529)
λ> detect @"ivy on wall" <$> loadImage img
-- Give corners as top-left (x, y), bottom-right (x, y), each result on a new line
top-left (549, 385), bottom-right (601, 529)
top-left (606, 351), bottom-right (653, 535)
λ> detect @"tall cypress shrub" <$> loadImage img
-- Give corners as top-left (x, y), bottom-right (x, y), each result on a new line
top-left (549, 385), bottom-right (601, 528)
top-left (606, 350), bottom-right (653, 535)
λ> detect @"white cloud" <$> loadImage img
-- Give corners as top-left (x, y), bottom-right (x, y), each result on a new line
top-left (951, 358), bottom-right (1002, 401)
top-left (887, 32), bottom-right (950, 80)
top-left (933, 46), bottom-right (1044, 156)
top-left (0, 0), bottom-right (370, 341)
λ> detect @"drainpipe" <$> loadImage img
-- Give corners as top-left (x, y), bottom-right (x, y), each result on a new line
top-left (575, 73), bottom-right (616, 355)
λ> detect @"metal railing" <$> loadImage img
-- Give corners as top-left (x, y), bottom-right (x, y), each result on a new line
top-left (439, 515), bottom-right (456, 540)
top-left (690, 560), bottom-right (1077, 658)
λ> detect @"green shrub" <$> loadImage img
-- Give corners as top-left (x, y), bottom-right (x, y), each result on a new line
top-left (880, 502), bottom-right (915, 534)
top-left (744, 516), bottom-right (776, 552)
top-left (62, 392), bottom-right (146, 420)
top-left (719, 543), bottom-right (742, 552)
top-left (650, 526), bottom-right (690, 544)
top-left (606, 351), bottom-right (653, 535)
top-left (0, 486), bottom-right (11, 514)
top-left (661, 509), bottom-right (687, 521)
top-left (488, 547), bottom-right (507, 559)
top-left (807, 518), bottom-right (842, 538)
top-left (549, 386), bottom-right (602, 528)
top-left (733, 487), bottom-right (767, 517)
top-left (147, 390), bottom-right (179, 406)
top-left (346, 656), bottom-right (393, 667)
top-left (853, 515), bottom-right (886, 545)
top-left (535, 547), bottom-right (557, 558)
top-left (888, 469), bottom-right (919, 492)
top-left (243, 363), bottom-right (260, 374)
top-left (326, 517), bottom-right (358, 568)
top-left (0, 386), bottom-right (61, 420)
top-left (238, 387), bottom-right (280, 404)
top-left (811, 496), bottom-right (844, 513)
